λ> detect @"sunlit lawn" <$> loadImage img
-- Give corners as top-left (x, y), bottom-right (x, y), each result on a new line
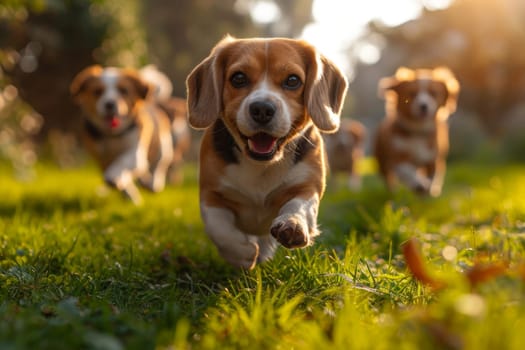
top-left (1, 159), bottom-right (525, 349)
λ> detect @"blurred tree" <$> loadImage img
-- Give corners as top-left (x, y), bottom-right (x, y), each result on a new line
top-left (275, 0), bottom-right (313, 37)
top-left (1, 0), bottom-right (147, 137)
top-left (142, 0), bottom-right (258, 97)
top-left (242, 0), bottom-right (313, 37)
top-left (141, 0), bottom-right (313, 97)
top-left (353, 0), bottom-right (525, 137)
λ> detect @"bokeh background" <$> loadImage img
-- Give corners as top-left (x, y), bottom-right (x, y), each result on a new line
top-left (1, 0), bottom-right (524, 177)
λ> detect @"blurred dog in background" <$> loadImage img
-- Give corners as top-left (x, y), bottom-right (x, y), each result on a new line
top-left (70, 65), bottom-right (190, 204)
top-left (374, 66), bottom-right (460, 196)
top-left (323, 118), bottom-right (366, 190)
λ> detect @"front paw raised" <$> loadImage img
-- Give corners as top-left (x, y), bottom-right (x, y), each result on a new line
top-left (270, 215), bottom-right (310, 248)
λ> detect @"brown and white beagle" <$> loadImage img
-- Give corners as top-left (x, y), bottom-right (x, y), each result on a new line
top-left (186, 36), bottom-right (348, 269)
top-left (70, 65), bottom-right (190, 204)
top-left (374, 66), bottom-right (460, 196)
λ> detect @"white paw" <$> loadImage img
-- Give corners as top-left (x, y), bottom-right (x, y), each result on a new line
top-left (270, 214), bottom-right (310, 248)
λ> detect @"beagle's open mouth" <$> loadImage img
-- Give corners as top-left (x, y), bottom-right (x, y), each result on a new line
top-left (106, 115), bottom-right (121, 129)
top-left (245, 132), bottom-right (281, 161)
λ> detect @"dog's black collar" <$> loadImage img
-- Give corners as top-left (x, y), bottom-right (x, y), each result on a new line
top-left (291, 125), bottom-right (316, 164)
top-left (84, 118), bottom-right (137, 140)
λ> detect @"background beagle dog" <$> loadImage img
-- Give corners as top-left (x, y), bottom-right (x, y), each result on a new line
top-left (186, 36), bottom-right (348, 269)
top-left (323, 118), bottom-right (366, 190)
top-left (374, 66), bottom-right (460, 196)
top-left (70, 65), bottom-right (190, 204)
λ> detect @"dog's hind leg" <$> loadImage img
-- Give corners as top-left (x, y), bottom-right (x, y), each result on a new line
top-left (104, 149), bottom-right (147, 204)
top-left (428, 159), bottom-right (446, 197)
top-left (104, 168), bottom-right (143, 205)
top-left (147, 132), bottom-right (174, 192)
top-left (256, 235), bottom-right (278, 263)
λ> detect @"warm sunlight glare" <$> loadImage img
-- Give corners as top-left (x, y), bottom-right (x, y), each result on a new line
top-left (251, 0), bottom-right (281, 24)
top-left (300, 0), bottom-right (453, 75)
top-left (236, 0), bottom-right (282, 24)
top-left (423, 0), bottom-right (454, 10)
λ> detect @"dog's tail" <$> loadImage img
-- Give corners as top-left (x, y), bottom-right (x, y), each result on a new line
top-left (139, 64), bottom-right (173, 101)
top-left (162, 97), bottom-right (191, 184)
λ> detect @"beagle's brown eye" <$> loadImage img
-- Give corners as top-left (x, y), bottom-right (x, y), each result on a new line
top-left (118, 86), bottom-right (129, 96)
top-left (283, 75), bottom-right (302, 90)
top-left (230, 72), bottom-right (249, 88)
top-left (93, 87), bottom-right (104, 97)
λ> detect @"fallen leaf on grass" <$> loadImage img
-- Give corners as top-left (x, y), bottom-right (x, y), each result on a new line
top-left (403, 237), bottom-right (515, 291)
top-left (402, 238), bottom-right (447, 291)
top-left (465, 261), bottom-right (508, 287)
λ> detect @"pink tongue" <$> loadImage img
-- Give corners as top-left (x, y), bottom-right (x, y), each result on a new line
top-left (248, 133), bottom-right (277, 154)
top-left (109, 117), bottom-right (120, 129)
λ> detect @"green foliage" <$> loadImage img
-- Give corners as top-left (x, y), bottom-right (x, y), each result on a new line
top-left (1, 160), bottom-right (525, 349)
top-left (93, 0), bottom-right (148, 67)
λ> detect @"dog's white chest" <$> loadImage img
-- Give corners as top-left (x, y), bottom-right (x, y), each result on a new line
top-left (219, 159), bottom-right (310, 235)
top-left (392, 136), bottom-right (436, 164)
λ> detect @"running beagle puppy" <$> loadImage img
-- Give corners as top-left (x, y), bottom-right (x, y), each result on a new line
top-left (323, 118), bottom-right (366, 190)
top-left (186, 36), bottom-right (348, 269)
top-left (374, 66), bottom-right (460, 196)
top-left (70, 65), bottom-right (190, 204)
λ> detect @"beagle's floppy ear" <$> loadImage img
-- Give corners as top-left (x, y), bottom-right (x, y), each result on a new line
top-left (377, 67), bottom-right (414, 99)
top-left (186, 37), bottom-right (235, 129)
top-left (121, 68), bottom-right (152, 100)
top-left (432, 66), bottom-right (460, 114)
top-left (186, 56), bottom-right (221, 129)
top-left (304, 51), bottom-right (348, 133)
top-left (70, 65), bottom-right (103, 102)
top-left (377, 76), bottom-right (399, 99)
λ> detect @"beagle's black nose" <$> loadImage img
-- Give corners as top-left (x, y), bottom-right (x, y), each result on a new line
top-left (249, 100), bottom-right (276, 125)
top-left (104, 101), bottom-right (117, 113)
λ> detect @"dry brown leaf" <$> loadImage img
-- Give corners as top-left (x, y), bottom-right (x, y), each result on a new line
top-left (465, 261), bottom-right (508, 287)
top-left (402, 238), bottom-right (446, 291)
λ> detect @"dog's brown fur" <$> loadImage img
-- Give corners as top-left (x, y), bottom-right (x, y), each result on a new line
top-left (324, 118), bottom-right (366, 189)
top-left (186, 36), bottom-right (348, 268)
top-left (71, 65), bottom-right (189, 203)
top-left (374, 66), bottom-right (460, 196)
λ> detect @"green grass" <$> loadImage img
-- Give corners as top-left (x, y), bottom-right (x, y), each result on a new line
top-left (1, 159), bottom-right (525, 349)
